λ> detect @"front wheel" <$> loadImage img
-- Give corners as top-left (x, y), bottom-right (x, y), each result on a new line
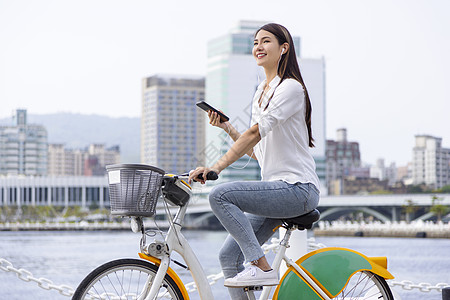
top-left (72, 258), bottom-right (185, 300)
top-left (333, 271), bottom-right (393, 299)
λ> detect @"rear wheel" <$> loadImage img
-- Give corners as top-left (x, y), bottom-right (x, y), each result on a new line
top-left (73, 258), bottom-right (185, 300)
top-left (333, 271), bottom-right (393, 299)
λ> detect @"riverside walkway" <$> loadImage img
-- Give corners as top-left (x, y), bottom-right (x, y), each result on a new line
top-left (314, 220), bottom-right (450, 238)
top-left (160, 189), bottom-right (450, 223)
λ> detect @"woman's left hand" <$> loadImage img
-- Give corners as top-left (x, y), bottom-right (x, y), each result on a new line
top-left (188, 167), bottom-right (218, 184)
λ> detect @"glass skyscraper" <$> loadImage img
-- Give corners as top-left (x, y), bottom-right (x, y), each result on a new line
top-left (206, 21), bottom-right (326, 187)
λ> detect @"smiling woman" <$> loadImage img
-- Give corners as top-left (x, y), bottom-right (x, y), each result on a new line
top-left (253, 33), bottom-right (286, 71)
top-left (189, 23), bottom-right (321, 300)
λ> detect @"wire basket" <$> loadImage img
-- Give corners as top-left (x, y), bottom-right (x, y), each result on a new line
top-left (106, 164), bottom-right (165, 217)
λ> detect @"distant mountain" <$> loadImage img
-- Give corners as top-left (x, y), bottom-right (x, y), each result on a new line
top-left (0, 113), bottom-right (140, 163)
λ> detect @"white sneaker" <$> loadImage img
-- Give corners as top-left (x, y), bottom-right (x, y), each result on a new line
top-left (224, 265), bottom-right (279, 288)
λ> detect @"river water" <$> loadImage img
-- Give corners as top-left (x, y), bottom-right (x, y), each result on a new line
top-left (0, 229), bottom-right (448, 300)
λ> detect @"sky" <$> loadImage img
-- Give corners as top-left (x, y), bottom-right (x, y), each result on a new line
top-left (1, 0), bottom-right (449, 166)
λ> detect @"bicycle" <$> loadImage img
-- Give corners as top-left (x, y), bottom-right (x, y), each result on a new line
top-left (73, 164), bottom-right (395, 300)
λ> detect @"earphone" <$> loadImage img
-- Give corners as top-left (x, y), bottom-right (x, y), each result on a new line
top-left (220, 122), bottom-right (255, 170)
top-left (279, 48), bottom-right (286, 60)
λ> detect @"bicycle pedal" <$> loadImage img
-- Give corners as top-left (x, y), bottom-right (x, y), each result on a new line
top-left (243, 285), bottom-right (264, 292)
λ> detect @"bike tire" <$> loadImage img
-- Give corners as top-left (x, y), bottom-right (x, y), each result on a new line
top-left (333, 270), bottom-right (394, 300)
top-left (72, 258), bottom-right (185, 300)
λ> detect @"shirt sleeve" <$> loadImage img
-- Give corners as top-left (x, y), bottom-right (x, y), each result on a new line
top-left (258, 79), bottom-right (305, 138)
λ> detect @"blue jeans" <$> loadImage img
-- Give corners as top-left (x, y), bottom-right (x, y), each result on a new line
top-left (209, 180), bottom-right (319, 300)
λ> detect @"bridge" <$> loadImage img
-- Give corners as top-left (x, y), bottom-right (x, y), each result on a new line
top-left (2, 176), bottom-right (447, 226)
top-left (155, 186), bottom-right (450, 227)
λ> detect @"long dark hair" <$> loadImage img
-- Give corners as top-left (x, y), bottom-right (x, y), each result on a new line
top-left (255, 23), bottom-right (315, 148)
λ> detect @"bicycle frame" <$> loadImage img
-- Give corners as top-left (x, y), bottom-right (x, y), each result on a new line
top-left (136, 178), bottom-right (394, 300)
top-left (136, 197), bottom-right (326, 300)
top-left (138, 206), bottom-right (327, 300)
top-left (141, 202), bottom-right (215, 300)
top-left (258, 228), bottom-right (330, 300)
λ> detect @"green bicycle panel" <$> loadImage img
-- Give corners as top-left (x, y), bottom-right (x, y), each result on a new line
top-left (300, 249), bottom-right (372, 296)
top-left (277, 270), bottom-right (322, 299)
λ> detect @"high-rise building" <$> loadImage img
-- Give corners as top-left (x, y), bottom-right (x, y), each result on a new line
top-left (412, 135), bottom-right (450, 189)
top-left (206, 20), bottom-right (326, 184)
top-left (47, 144), bottom-right (70, 176)
top-left (0, 109), bottom-right (47, 176)
top-left (141, 74), bottom-right (206, 174)
top-left (326, 128), bottom-right (361, 194)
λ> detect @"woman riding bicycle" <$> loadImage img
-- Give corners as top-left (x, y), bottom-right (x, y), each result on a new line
top-left (189, 23), bottom-right (320, 300)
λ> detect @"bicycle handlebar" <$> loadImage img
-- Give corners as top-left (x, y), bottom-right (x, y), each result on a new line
top-left (197, 171), bottom-right (218, 181)
top-left (176, 170), bottom-right (219, 182)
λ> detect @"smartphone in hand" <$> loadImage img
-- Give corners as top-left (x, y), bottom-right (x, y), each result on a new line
top-left (196, 101), bottom-right (229, 122)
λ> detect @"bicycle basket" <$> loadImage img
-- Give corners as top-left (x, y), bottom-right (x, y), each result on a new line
top-left (106, 164), bottom-right (165, 217)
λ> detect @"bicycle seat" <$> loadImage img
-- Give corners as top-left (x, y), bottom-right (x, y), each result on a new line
top-left (281, 209), bottom-right (320, 230)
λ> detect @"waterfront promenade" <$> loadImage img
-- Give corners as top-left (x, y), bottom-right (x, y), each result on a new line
top-left (1, 219), bottom-right (449, 239)
top-left (0, 219), bottom-right (170, 231)
top-left (315, 220), bottom-right (450, 238)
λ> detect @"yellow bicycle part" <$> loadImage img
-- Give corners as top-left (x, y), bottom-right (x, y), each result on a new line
top-left (165, 173), bottom-right (192, 189)
top-left (273, 247), bottom-right (394, 299)
top-left (138, 252), bottom-right (190, 299)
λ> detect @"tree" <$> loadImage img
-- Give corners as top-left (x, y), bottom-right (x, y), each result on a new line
top-left (406, 185), bottom-right (425, 194)
top-left (435, 185), bottom-right (450, 193)
top-left (402, 199), bottom-right (419, 223)
top-left (430, 195), bottom-right (449, 223)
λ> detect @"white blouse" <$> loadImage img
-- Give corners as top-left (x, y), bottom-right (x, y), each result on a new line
top-left (250, 75), bottom-right (320, 190)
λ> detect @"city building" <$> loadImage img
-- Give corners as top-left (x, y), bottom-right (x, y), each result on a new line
top-left (141, 74), bottom-right (206, 174)
top-left (0, 176), bottom-right (108, 208)
top-left (326, 128), bottom-right (361, 194)
top-left (47, 143), bottom-right (120, 176)
top-left (84, 144), bottom-right (120, 176)
top-left (370, 158), bottom-right (397, 186)
top-left (347, 166), bottom-right (371, 178)
top-left (47, 144), bottom-right (73, 176)
top-left (397, 163), bottom-right (413, 185)
top-left (412, 135), bottom-right (450, 189)
top-left (206, 20), bottom-right (326, 184)
top-left (329, 176), bottom-right (389, 195)
top-left (0, 109), bottom-right (48, 176)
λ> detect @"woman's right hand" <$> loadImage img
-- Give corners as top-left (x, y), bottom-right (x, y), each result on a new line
top-left (188, 167), bottom-right (220, 184)
top-left (208, 110), bottom-right (229, 130)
